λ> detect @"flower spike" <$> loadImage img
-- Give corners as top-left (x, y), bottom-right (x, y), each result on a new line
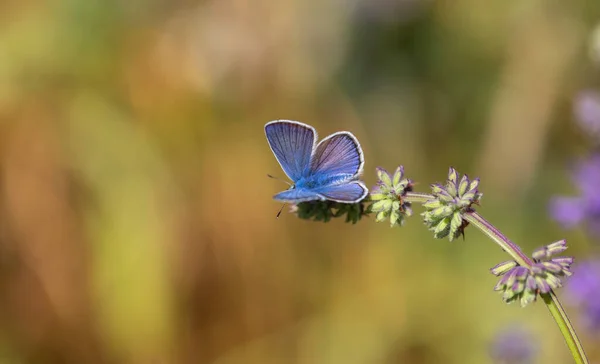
top-left (491, 240), bottom-right (574, 307)
top-left (422, 167), bottom-right (482, 241)
top-left (293, 200), bottom-right (370, 224)
top-left (370, 166), bottom-right (414, 227)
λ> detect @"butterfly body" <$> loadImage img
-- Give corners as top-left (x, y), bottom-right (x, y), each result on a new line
top-left (265, 120), bottom-right (368, 204)
top-left (294, 173), bottom-right (354, 190)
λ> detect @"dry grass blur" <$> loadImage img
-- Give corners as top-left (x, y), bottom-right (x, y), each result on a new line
top-left (0, 0), bottom-right (599, 363)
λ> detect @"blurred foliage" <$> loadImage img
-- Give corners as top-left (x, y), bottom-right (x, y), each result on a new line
top-left (1, 0), bottom-right (600, 363)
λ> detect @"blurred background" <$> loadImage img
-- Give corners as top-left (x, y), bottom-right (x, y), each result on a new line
top-left (1, 0), bottom-right (600, 363)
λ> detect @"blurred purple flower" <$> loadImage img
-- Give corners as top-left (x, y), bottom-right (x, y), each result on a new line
top-left (574, 90), bottom-right (600, 140)
top-left (549, 154), bottom-right (600, 237)
top-left (489, 325), bottom-right (537, 364)
top-left (565, 260), bottom-right (600, 331)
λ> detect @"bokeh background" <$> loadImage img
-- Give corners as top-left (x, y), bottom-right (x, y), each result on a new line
top-left (1, 0), bottom-right (600, 363)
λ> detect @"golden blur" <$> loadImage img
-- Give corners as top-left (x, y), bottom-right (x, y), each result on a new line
top-left (0, 0), bottom-right (598, 363)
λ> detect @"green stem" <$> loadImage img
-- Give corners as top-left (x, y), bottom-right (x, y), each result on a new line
top-left (405, 191), bottom-right (434, 204)
top-left (543, 292), bottom-right (589, 364)
top-left (462, 211), bottom-right (588, 364)
top-left (464, 212), bottom-right (532, 268)
top-left (397, 187), bottom-right (586, 361)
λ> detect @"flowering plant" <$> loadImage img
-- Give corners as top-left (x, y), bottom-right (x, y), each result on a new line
top-left (291, 165), bottom-right (585, 363)
top-left (277, 83), bottom-right (600, 364)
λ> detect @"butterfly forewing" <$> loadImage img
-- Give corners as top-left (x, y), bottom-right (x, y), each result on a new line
top-left (265, 120), bottom-right (316, 181)
top-left (309, 132), bottom-right (364, 178)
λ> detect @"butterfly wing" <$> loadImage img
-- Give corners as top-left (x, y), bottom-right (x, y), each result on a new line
top-left (273, 182), bottom-right (368, 203)
top-left (266, 122), bottom-right (368, 204)
top-left (265, 120), bottom-right (316, 181)
top-left (314, 181), bottom-right (368, 203)
top-left (273, 188), bottom-right (324, 203)
top-left (309, 132), bottom-right (364, 178)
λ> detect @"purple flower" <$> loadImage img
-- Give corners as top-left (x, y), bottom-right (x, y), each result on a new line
top-left (489, 325), bottom-right (537, 364)
top-left (565, 260), bottom-right (600, 331)
top-left (549, 154), bottom-right (600, 237)
top-left (574, 91), bottom-right (600, 140)
top-left (491, 240), bottom-right (573, 307)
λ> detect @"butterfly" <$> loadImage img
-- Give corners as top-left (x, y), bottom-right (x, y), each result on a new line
top-left (265, 120), bottom-right (368, 203)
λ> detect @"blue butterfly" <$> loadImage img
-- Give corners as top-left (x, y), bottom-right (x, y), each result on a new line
top-left (265, 120), bottom-right (368, 203)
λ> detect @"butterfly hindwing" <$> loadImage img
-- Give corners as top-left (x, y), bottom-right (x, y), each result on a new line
top-left (314, 181), bottom-right (368, 203)
top-left (265, 120), bottom-right (316, 181)
top-left (273, 188), bottom-right (324, 203)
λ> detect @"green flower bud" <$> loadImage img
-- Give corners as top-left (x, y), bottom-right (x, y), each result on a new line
top-left (371, 166), bottom-right (413, 228)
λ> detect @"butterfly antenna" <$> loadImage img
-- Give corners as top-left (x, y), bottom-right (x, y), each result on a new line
top-left (276, 203), bottom-right (287, 218)
top-left (267, 174), bottom-right (292, 186)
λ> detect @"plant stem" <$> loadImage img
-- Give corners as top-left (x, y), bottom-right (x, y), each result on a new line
top-left (543, 292), bottom-right (589, 364)
top-left (462, 211), bottom-right (588, 364)
top-left (405, 190), bottom-right (587, 362)
top-left (464, 212), bottom-right (532, 268)
top-left (405, 191), bottom-right (434, 204)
